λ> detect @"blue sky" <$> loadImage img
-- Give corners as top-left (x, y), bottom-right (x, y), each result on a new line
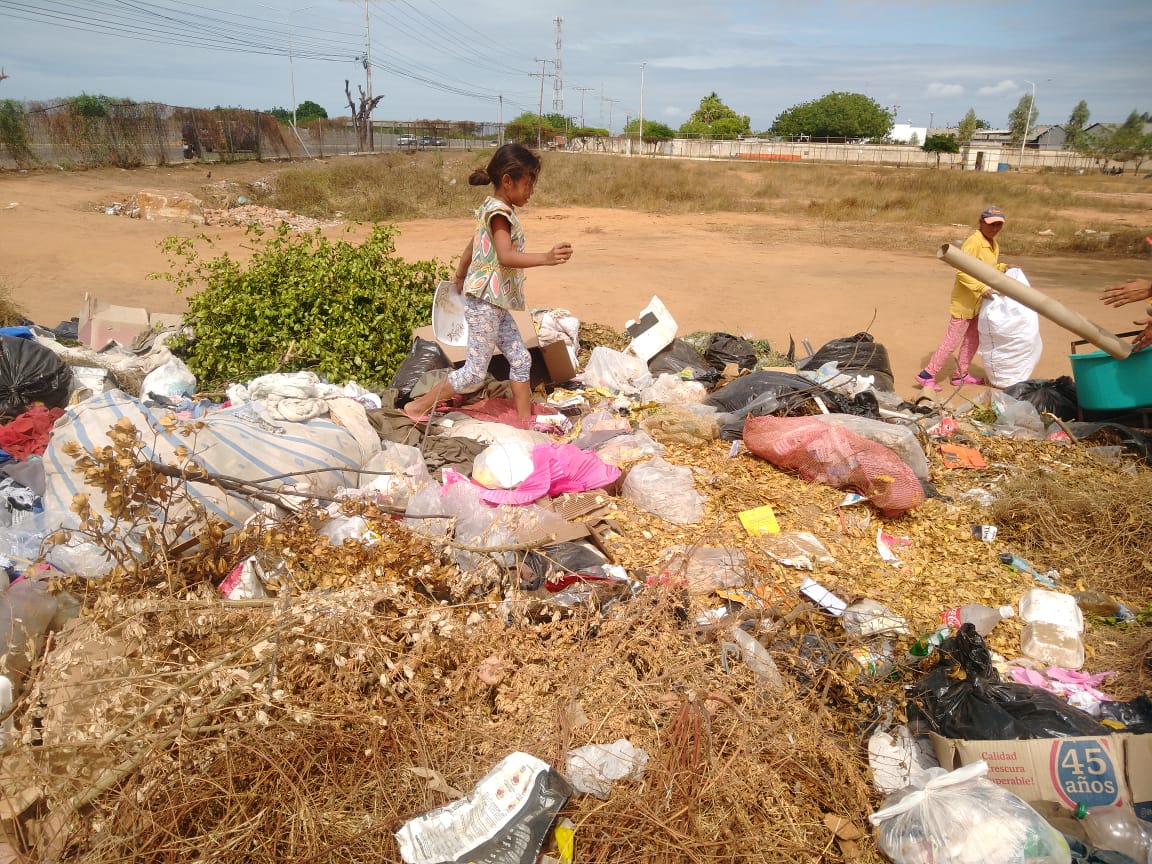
top-left (1, 0), bottom-right (1148, 133)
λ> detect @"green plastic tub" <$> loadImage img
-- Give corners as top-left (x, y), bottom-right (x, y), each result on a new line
top-left (1068, 347), bottom-right (1152, 411)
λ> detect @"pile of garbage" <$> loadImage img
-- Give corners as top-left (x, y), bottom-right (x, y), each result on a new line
top-left (0, 297), bottom-right (1149, 864)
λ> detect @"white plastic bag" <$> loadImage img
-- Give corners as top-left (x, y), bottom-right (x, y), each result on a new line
top-left (978, 268), bottom-right (1043, 388)
top-left (621, 456), bottom-right (703, 525)
top-left (565, 739), bottom-right (649, 799)
top-left (869, 761), bottom-right (1070, 864)
top-left (140, 356), bottom-right (197, 400)
top-left (582, 346), bottom-right (652, 395)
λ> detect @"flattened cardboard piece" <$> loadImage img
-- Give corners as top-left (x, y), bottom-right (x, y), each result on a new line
top-left (1127, 733), bottom-right (1152, 823)
top-left (930, 732), bottom-right (1140, 819)
top-left (412, 309), bottom-right (576, 387)
top-left (939, 442), bottom-right (988, 469)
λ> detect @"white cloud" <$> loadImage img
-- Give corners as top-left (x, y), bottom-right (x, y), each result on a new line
top-left (926, 82), bottom-right (963, 98)
top-left (978, 80), bottom-right (1019, 97)
top-left (662, 106), bottom-right (683, 118)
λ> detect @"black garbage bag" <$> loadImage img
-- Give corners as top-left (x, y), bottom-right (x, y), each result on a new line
top-left (1097, 695), bottom-right (1152, 734)
top-left (705, 370), bottom-right (819, 413)
top-left (798, 332), bottom-right (895, 392)
top-left (708, 371), bottom-right (881, 440)
top-left (704, 332), bottom-right (757, 372)
top-left (648, 339), bottom-right (720, 384)
top-left (1005, 376), bottom-right (1079, 420)
top-left (390, 336), bottom-right (451, 400)
top-left (910, 624), bottom-right (1112, 740)
top-left (0, 334), bottom-right (72, 421)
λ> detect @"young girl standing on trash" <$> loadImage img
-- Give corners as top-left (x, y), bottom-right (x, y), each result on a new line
top-left (915, 205), bottom-right (1008, 391)
top-left (403, 142), bottom-right (573, 422)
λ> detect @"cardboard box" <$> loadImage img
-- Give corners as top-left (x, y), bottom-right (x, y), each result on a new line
top-left (77, 295), bottom-right (184, 350)
top-left (931, 732), bottom-right (1150, 823)
top-left (412, 310), bottom-right (577, 388)
top-left (1127, 733), bottom-right (1152, 823)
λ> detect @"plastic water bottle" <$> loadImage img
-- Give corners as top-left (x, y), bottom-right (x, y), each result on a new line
top-left (940, 603), bottom-right (1015, 636)
top-left (727, 625), bottom-right (784, 690)
top-left (999, 552), bottom-right (1059, 588)
top-left (1075, 803), bottom-right (1152, 862)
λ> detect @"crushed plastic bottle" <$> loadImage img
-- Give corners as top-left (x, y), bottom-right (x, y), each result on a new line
top-left (908, 626), bottom-right (951, 659)
top-left (999, 552), bottom-right (1059, 588)
top-left (1074, 802), bottom-right (1152, 862)
top-left (725, 625), bottom-right (784, 691)
top-left (940, 603), bottom-right (1015, 637)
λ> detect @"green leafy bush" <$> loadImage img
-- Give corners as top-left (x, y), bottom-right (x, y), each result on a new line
top-left (154, 224), bottom-right (449, 391)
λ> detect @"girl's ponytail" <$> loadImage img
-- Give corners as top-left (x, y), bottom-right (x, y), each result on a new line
top-left (468, 168), bottom-right (492, 186)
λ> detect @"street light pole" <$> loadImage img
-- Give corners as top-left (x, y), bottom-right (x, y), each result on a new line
top-left (1020, 79), bottom-right (1036, 166)
top-left (637, 61), bottom-right (646, 157)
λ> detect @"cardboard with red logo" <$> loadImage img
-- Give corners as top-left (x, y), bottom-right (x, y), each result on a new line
top-left (930, 732), bottom-right (1151, 824)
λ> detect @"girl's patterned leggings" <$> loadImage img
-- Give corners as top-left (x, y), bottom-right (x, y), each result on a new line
top-left (448, 294), bottom-right (532, 391)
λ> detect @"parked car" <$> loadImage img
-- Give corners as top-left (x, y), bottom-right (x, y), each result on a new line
top-left (419, 136), bottom-right (434, 147)
top-left (398, 134), bottom-right (416, 147)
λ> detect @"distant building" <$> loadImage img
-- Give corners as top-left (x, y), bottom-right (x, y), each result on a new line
top-left (889, 123), bottom-right (928, 144)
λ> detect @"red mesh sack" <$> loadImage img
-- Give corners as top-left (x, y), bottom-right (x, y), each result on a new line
top-left (743, 415), bottom-right (924, 516)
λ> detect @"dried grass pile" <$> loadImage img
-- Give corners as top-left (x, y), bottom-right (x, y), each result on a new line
top-left (3, 396), bottom-right (1151, 864)
top-left (989, 462), bottom-right (1152, 596)
top-left (3, 512), bottom-right (884, 863)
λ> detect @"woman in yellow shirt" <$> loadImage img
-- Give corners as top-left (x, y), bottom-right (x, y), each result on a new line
top-left (916, 206), bottom-right (1008, 391)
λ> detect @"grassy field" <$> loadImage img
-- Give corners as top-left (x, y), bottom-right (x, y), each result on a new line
top-left (261, 150), bottom-right (1152, 258)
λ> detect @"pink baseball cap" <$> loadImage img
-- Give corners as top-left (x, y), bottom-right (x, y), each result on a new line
top-left (980, 205), bottom-right (1006, 224)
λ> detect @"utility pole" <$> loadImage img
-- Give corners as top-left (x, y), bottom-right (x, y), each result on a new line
top-left (498, 94), bottom-right (504, 147)
top-left (552, 17), bottom-right (564, 114)
top-left (1020, 79), bottom-right (1036, 166)
top-left (530, 59), bottom-right (553, 149)
top-left (574, 86), bottom-right (595, 128)
top-left (928, 112), bottom-right (935, 132)
top-left (363, 0), bottom-right (373, 151)
top-left (604, 98), bottom-right (620, 135)
top-left (637, 61), bottom-right (646, 157)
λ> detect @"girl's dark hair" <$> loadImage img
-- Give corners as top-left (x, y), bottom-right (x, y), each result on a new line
top-left (468, 142), bottom-right (541, 187)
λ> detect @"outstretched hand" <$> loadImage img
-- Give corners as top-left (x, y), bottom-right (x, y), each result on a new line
top-left (1132, 316), bottom-right (1152, 352)
top-left (547, 242), bottom-right (573, 265)
top-left (1100, 278), bottom-right (1152, 308)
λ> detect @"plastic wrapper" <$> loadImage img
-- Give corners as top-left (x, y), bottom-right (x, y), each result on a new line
top-left (395, 751), bottom-right (571, 864)
top-left (472, 440), bottom-right (537, 490)
top-left (639, 373), bottom-right (709, 406)
top-left (565, 739), bottom-right (649, 799)
top-left (653, 544), bottom-right (746, 593)
top-left (621, 457), bottom-right (704, 525)
top-left (910, 624), bottom-right (1111, 740)
top-left (869, 761), bottom-right (1071, 864)
top-left (593, 430), bottom-right (666, 467)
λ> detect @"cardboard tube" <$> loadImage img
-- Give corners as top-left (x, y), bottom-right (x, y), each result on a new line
top-left (937, 243), bottom-right (1133, 360)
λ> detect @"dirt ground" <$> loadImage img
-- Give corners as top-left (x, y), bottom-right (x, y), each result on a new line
top-left (1, 160), bottom-right (1147, 396)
